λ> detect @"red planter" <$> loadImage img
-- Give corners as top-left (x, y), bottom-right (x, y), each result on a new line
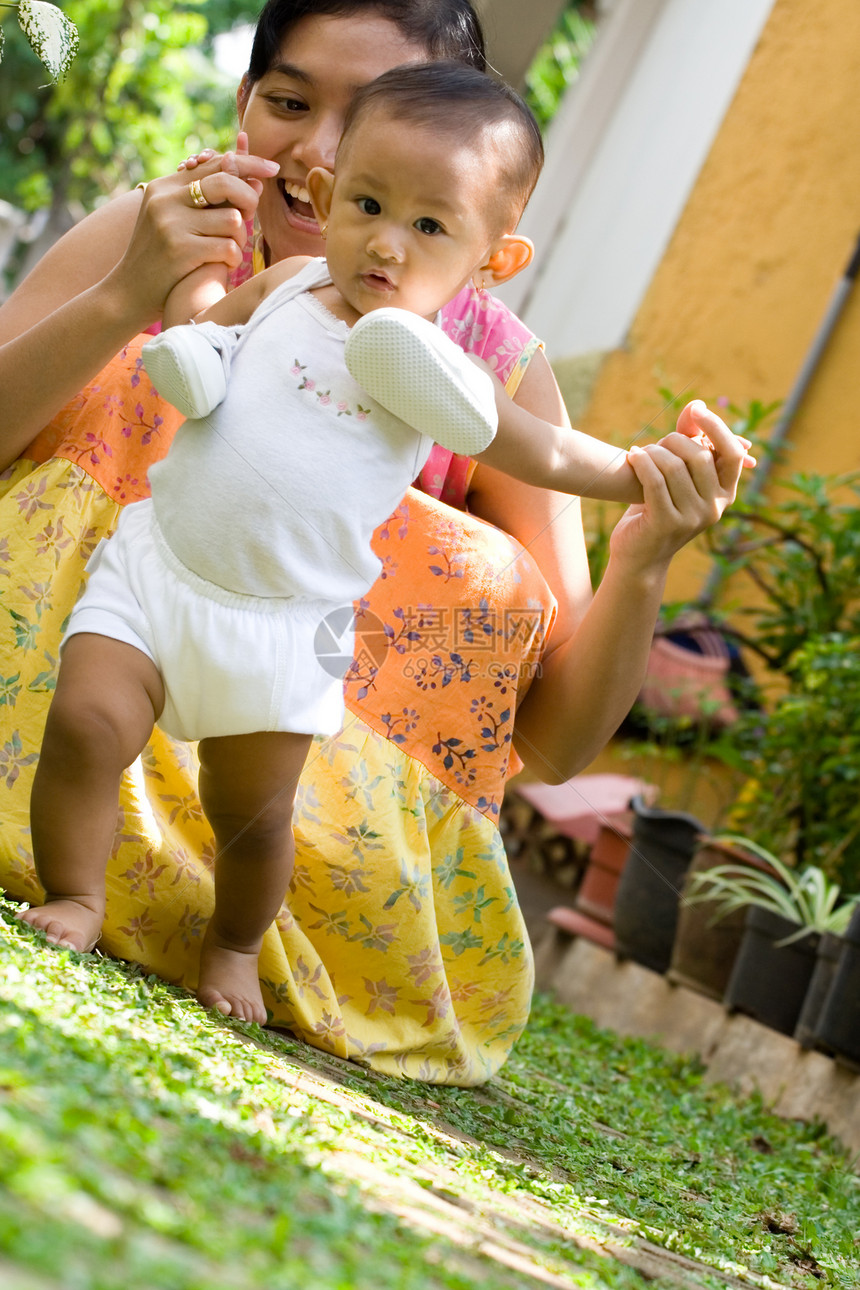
top-left (511, 775), bottom-right (643, 952)
top-left (546, 906), bottom-right (616, 950)
top-left (546, 817), bottom-right (633, 951)
top-left (545, 817), bottom-right (633, 952)
top-left (574, 818), bottom-right (632, 927)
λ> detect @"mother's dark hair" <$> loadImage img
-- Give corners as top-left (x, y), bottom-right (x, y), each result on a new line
top-left (247, 0), bottom-right (486, 83)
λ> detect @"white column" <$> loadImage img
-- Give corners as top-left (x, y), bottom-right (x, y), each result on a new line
top-left (499, 0), bottom-right (777, 358)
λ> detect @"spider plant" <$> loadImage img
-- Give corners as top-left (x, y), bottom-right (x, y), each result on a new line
top-left (686, 835), bottom-right (860, 944)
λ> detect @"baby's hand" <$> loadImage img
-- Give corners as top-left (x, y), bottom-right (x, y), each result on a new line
top-left (616, 401), bottom-right (753, 575)
top-left (177, 147), bottom-right (216, 172)
top-left (667, 399), bottom-right (756, 470)
top-left (177, 132), bottom-right (268, 201)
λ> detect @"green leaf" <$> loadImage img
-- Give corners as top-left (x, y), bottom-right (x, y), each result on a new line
top-left (693, 835), bottom-right (857, 932)
top-left (17, 0), bottom-right (79, 82)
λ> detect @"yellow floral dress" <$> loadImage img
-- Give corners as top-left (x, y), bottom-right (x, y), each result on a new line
top-left (0, 290), bottom-right (556, 1086)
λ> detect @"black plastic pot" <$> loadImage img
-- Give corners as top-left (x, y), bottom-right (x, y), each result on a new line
top-left (723, 906), bottom-right (819, 1036)
top-left (612, 795), bottom-right (704, 973)
top-left (668, 838), bottom-right (775, 1001)
top-left (808, 905), bottom-right (860, 1068)
top-left (794, 932), bottom-right (844, 1049)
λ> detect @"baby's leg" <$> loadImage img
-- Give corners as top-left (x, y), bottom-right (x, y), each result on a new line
top-left (23, 634), bottom-right (164, 951)
top-left (344, 309), bottom-right (498, 456)
top-left (142, 320), bottom-right (236, 421)
top-left (196, 730), bottom-right (313, 1024)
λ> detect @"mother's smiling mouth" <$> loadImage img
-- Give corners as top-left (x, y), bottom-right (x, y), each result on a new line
top-left (277, 178), bottom-right (316, 223)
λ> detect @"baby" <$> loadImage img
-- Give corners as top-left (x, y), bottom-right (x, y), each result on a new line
top-left (23, 62), bottom-right (744, 1024)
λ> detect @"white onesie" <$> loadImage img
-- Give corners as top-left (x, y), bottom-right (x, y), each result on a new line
top-left (64, 260), bottom-right (463, 740)
top-left (149, 257), bottom-right (438, 602)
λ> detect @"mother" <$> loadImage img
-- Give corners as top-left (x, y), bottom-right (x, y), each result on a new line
top-left (0, 0), bottom-right (743, 1083)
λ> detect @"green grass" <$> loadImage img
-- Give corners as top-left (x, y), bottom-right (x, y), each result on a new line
top-left (1, 896), bottom-right (857, 1290)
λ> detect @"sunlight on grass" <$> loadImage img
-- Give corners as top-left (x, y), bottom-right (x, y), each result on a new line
top-left (1, 897), bottom-right (857, 1289)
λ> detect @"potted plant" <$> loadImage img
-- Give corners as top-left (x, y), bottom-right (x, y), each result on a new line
top-left (608, 684), bottom-right (749, 975)
top-left (704, 473), bottom-right (860, 896)
top-left (668, 834), bottom-right (775, 1001)
top-left (611, 792), bottom-right (705, 973)
top-left (705, 471), bottom-right (860, 682)
top-left (668, 632), bottom-right (860, 1002)
top-left (721, 635), bottom-right (860, 893)
top-left (651, 473), bottom-right (859, 986)
top-left (588, 468), bottom-right (860, 981)
top-left (793, 929), bottom-right (845, 1051)
top-left (685, 837), bottom-right (859, 1036)
top-left (657, 474), bottom-right (860, 1012)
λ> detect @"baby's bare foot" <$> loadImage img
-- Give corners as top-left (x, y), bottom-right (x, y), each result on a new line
top-left (19, 899), bottom-right (103, 952)
top-left (197, 925), bottom-right (267, 1025)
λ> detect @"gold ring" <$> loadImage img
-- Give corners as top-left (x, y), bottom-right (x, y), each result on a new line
top-left (188, 178), bottom-right (210, 208)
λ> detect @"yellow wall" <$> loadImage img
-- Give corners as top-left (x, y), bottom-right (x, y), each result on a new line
top-left (574, 0), bottom-right (860, 605)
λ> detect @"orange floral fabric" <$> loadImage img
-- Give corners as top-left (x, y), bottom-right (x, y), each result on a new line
top-left (24, 337), bottom-right (183, 503)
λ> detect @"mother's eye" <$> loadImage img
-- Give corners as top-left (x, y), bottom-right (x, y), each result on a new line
top-left (266, 94), bottom-right (307, 113)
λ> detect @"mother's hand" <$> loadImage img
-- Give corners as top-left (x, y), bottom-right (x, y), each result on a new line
top-left (611, 400), bottom-right (752, 576)
top-left (111, 140), bottom-right (279, 322)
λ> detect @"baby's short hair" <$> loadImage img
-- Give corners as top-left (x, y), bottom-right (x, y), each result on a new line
top-left (339, 61), bottom-right (544, 231)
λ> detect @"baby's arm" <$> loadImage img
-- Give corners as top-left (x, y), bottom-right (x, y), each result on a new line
top-left (477, 373), bottom-right (642, 503)
top-left (479, 378), bottom-right (755, 503)
top-left (344, 310), bottom-right (638, 499)
top-left (343, 311), bottom-right (752, 504)
top-left (161, 130), bottom-right (267, 328)
top-left (162, 264), bottom-right (231, 329)
top-left (143, 268), bottom-right (272, 418)
top-left (163, 256), bottom-right (313, 331)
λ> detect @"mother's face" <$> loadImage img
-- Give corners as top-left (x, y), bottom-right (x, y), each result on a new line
top-left (237, 12), bottom-right (429, 265)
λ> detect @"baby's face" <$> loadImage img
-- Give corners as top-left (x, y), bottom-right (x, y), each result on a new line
top-left (320, 110), bottom-right (503, 321)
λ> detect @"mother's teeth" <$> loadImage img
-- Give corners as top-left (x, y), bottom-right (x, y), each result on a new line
top-left (285, 182), bottom-right (310, 203)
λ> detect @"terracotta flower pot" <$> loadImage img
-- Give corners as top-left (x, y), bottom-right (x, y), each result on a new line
top-left (574, 818), bottom-right (632, 927)
top-left (723, 906), bottom-right (819, 1036)
top-left (613, 795), bottom-right (705, 973)
top-left (668, 839), bottom-right (776, 1002)
top-left (639, 634), bottom-right (739, 728)
top-left (543, 817), bottom-right (634, 953)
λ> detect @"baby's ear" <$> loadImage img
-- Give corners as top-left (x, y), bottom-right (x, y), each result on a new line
top-left (306, 167), bottom-right (335, 228)
top-left (476, 235), bottom-right (534, 289)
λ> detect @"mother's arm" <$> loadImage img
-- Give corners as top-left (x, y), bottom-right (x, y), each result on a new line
top-left (470, 357), bottom-right (744, 784)
top-left (0, 158), bottom-right (274, 470)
